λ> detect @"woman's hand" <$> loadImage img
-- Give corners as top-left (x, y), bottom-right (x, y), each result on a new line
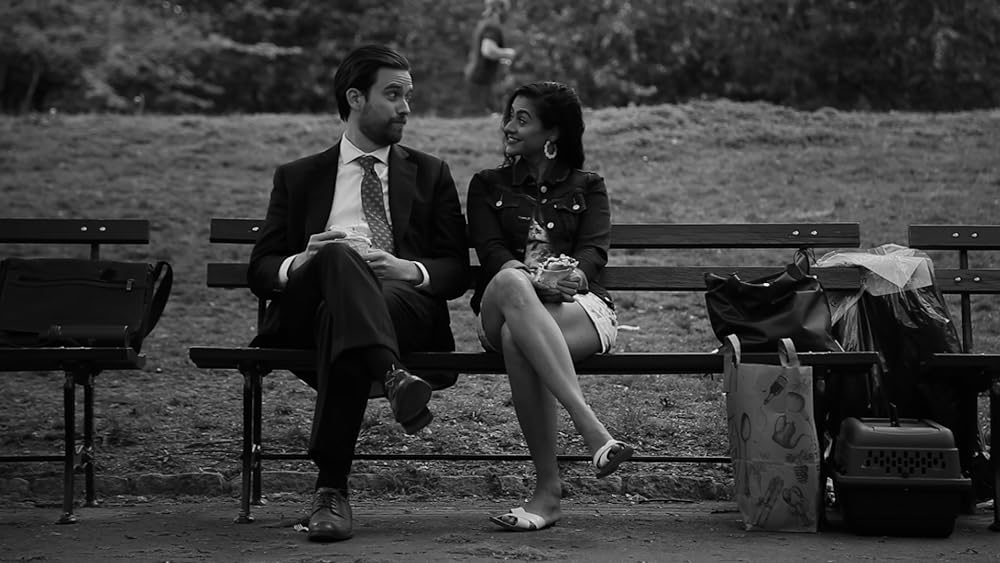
top-left (533, 281), bottom-right (565, 303)
top-left (534, 268), bottom-right (587, 303)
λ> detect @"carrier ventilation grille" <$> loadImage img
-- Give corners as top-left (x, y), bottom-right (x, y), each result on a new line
top-left (862, 449), bottom-right (949, 477)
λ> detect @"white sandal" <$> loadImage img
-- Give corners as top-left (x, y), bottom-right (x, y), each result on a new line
top-left (593, 439), bottom-right (634, 478)
top-left (488, 507), bottom-right (555, 532)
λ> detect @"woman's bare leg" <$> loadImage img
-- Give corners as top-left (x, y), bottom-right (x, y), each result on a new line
top-left (480, 268), bottom-right (613, 454)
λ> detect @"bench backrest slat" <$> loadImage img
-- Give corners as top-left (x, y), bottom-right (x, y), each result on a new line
top-left (609, 223), bottom-right (859, 249)
top-left (207, 220), bottom-right (863, 292)
top-left (907, 224), bottom-right (1000, 353)
top-left (210, 219), bottom-right (860, 249)
top-left (207, 263), bottom-right (862, 292)
top-left (907, 225), bottom-right (1000, 250)
top-left (0, 219), bottom-right (150, 244)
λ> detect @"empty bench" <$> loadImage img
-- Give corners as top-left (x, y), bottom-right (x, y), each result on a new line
top-left (190, 219), bottom-right (878, 522)
top-left (908, 224), bottom-right (1000, 530)
top-left (0, 218), bottom-right (151, 524)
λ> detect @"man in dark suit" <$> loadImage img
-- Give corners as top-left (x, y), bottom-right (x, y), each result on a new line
top-left (247, 45), bottom-right (469, 542)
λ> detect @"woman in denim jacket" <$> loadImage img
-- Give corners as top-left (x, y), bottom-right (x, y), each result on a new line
top-left (467, 81), bottom-right (633, 532)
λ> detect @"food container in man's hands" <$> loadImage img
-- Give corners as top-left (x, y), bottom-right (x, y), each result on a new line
top-left (329, 224), bottom-right (372, 254)
top-left (832, 417), bottom-right (971, 537)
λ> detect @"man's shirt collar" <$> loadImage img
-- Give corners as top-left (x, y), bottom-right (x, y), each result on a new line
top-left (340, 134), bottom-right (391, 166)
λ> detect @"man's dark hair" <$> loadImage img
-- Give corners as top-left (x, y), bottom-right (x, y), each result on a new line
top-left (333, 45), bottom-right (411, 121)
top-left (502, 81), bottom-right (586, 169)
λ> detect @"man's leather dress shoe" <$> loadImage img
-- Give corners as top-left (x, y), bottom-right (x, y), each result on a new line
top-left (384, 367), bottom-right (433, 434)
top-left (308, 487), bottom-right (352, 542)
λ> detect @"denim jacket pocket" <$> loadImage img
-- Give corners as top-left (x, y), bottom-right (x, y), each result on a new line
top-left (547, 191), bottom-right (588, 234)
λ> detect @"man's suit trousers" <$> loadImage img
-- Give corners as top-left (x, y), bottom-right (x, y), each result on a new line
top-left (281, 243), bottom-right (447, 477)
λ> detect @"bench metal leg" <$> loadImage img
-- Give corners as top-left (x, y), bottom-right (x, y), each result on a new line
top-left (991, 379), bottom-right (999, 532)
top-left (58, 373), bottom-right (77, 525)
top-left (82, 372), bottom-right (96, 507)
top-left (252, 378), bottom-right (263, 506)
top-left (235, 366), bottom-right (265, 523)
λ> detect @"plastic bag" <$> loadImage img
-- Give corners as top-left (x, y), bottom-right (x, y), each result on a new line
top-left (816, 244), bottom-right (986, 476)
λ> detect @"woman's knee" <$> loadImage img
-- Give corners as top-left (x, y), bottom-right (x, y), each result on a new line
top-left (483, 268), bottom-right (535, 308)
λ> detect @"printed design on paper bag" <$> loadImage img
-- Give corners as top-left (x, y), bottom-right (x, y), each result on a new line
top-left (782, 485), bottom-right (815, 529)
top-left (763, 374), bottom-right (786, 404)
top-left (751, 476), bottom-right (784, 527)
top-left (771, 414), bottom-right (805, 449)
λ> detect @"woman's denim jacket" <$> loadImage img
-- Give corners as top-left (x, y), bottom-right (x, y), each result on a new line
top-left (467, 158), bottom-right (613, 315)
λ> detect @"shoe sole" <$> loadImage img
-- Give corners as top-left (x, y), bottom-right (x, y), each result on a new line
top-left (392, 378), bottom-right (432, 424)
top-left (595, 443), bottom-right (634, 478)
top-left (308, 530), bottom-right (352, 542)
top-left (401, 408), bottom-right (433, 435)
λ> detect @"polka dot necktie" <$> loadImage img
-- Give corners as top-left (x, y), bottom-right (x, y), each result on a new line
top-left (356, 155), bottom-right (395, 254)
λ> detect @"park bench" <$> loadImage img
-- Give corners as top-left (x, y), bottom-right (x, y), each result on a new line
top-left (0, 218), bottom-right (151, 524)
top-left (190, 219), bottom-right (879, 523)
top-left (908, 224), bottom-right (1000, 530)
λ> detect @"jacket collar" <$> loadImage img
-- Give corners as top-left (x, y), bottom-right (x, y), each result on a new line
top-left (511, 157), bottom-right (571, 187)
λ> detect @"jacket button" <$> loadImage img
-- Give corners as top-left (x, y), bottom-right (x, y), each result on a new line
top-left (572, 204), bottom-right (580, 210)
top-left (495, 200), bottom-right (502, 207)
top-left (546, 222), bottom-right (555, 229)
top-left (540, 186), bottom-right (548, 193)
top-left (541, 198), bottom-right (548, 204)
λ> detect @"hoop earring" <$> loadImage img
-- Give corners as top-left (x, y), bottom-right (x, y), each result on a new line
top-left (544, 139), bottom-right (558, 160)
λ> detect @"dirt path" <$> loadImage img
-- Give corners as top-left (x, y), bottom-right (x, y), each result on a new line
top-left (1, 497), bottom-right (996, 562)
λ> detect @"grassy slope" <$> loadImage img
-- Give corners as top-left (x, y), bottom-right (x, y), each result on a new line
top-left (1, 101), bottom-right (998, 489)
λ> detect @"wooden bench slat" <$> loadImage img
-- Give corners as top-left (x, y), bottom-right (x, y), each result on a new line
top-left (924, 353), bottom-right (1000, 374)
top-left (933, 269), bottom-right (1000, 293)
top-left (0, 347), bottom-right (145, 372)
top-left (207, 263), bottom-right (864, 291)
top-left (209, 218), bottom-right (264, 243)
top-left (0, 219), bottom-right (150, 244)
top-left (908, 225), bottom-right (1000, 250)
top-left (190, 346), bottom-right (878, 374)
top-left (210, 219), bottom-right (861, 249)
top-left (609, 223), bottom-right (860, 249)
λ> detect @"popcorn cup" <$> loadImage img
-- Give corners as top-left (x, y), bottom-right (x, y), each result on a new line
top-left (338, 234), bottom-right (372, 254)
top-left (534, 265), bottom-right (575, 289)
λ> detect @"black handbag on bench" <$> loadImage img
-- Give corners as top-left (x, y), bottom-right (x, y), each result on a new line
top-left (0, 257), bottom-right (172, 351)
top-left (704, 250), bottom-right (840, 353)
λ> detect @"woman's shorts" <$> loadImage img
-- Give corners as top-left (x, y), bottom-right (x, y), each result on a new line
top-left (476, 292), bottom-right (618, 354)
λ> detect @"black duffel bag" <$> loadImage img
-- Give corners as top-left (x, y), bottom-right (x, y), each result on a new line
top-left (0, 257), bottom-right (172, 351)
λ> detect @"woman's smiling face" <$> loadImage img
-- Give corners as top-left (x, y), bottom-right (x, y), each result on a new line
top-left (502, 95), bottom-right (556, 160)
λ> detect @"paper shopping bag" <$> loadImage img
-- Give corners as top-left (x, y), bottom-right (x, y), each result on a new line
top-left (723, 335), bottom-right (821, 532)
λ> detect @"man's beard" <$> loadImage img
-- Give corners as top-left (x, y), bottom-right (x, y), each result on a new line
top-left (360, 110), bottom-right (404, 147)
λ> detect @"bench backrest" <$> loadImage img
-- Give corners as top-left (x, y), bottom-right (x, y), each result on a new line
top-left (206, 219), bottom-right (864, 327)
top-left (0, 218), bottom-right (151, 260)
top-left (908, 224), bottom-right (1000, 352)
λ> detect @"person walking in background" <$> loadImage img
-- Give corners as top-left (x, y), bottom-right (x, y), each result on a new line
top-left (466, 81), bottom-right (633, 532)
top-left (464, 0), bottom-right (517, 115)
top-left (247, 44), bottom-right (469, 542)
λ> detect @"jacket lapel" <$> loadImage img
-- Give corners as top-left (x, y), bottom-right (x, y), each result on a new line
top-left (303, 143), bottom-right (341, 239)
top-left (387, 144), bottom-right (416, 242)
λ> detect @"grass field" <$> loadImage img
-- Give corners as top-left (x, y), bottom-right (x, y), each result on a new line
top-left (1, 100), bottom-right (998, 497)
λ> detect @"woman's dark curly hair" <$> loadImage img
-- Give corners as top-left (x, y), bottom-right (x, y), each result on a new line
top-left (501, 81), bottom-right (585, 169)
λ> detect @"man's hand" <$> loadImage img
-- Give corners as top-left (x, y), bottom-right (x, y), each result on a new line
top-left (289, 229), bottom-right (347, 273)
top-left (362, 249), bottom-right (423, 283)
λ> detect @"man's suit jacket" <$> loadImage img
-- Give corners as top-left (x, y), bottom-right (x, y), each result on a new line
top-left (248, 142), bottom-right (470, 349)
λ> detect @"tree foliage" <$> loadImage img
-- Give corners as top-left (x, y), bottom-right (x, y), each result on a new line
top-left (2, 0), bottom-right (997, 114)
